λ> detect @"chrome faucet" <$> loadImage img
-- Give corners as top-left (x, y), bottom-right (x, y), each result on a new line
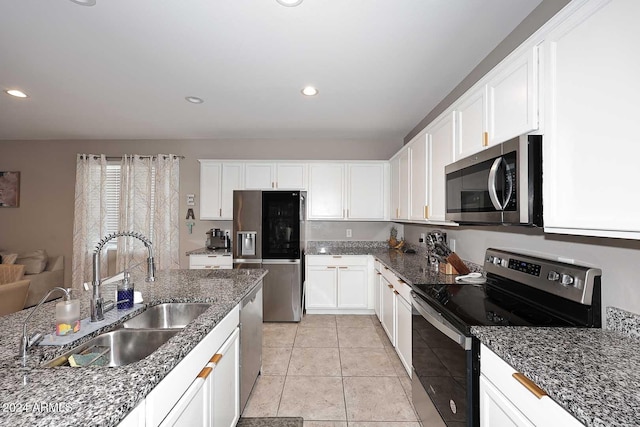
top-left (91, 231), bottom-right (156, 322)
top-left (19, 286), bottom-right (71, 363)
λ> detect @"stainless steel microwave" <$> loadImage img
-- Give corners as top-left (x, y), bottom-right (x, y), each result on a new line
top-left (445, 134), bottom-right (542, 226)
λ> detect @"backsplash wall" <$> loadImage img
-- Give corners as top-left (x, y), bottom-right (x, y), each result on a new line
top-left (404, 223), bottom-right (640, 327)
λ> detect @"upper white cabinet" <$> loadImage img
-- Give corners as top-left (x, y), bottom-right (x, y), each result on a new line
top-left (487, 45), bottom-right (539, 146)
top-left (454, 86), bottom-right (487, 161)
top-left (390, 150), bottom-right (410, 221)
top-left (347, 163), bottom-right (388, 220)
top-left (408, 133), bottom-right (429, 221)
top-left (308, 163), bottom-right (345, 220)
top-left (308, 162), bottom-right (388, 221)
top-left (426, 112), bottom-right (455, 222)
top-left (244, 162), bottom-right (307, 190)
top-left (453, 45), bottom-right (540, 161)
top-left (542, 0), bottom-right (640, 239)
top-left (199, 161), bottom-right (243, 220)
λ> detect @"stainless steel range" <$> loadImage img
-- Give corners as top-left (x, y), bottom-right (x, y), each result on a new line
top-left (411, 248), bottom-right (602, 427)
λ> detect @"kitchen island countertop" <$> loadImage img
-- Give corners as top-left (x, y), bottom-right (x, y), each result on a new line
top-left (0, 268), bottom-right (267, 427)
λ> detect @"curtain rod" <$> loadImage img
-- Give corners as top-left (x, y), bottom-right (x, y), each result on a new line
top-left (86, 155), bottom-right (185, 160)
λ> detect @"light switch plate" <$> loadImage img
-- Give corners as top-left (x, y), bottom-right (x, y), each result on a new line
top-left (186, 194), bottom-right (195, 206)
top-left (346, 229), bottom-right (352, 238)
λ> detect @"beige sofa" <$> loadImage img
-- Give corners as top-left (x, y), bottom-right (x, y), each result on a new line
top-left (23, 255), bottom-right (65, 308)
top-left (0, 264), bottom-right (30, 316)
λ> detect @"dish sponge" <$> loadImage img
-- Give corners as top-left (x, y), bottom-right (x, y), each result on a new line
top-left (68, 353), bottom-right (109, 367)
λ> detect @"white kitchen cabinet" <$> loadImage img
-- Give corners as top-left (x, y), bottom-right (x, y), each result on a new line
top-left (210, 328), bottom-right (240, 427)
top-left (379, 275), bottom-right (396, 347)
top-left (199, 161), bottom-right (243, 220)
top-left (346, 163), bottom-right (387, 220)
top-left (189, 254), bottom-right (233, 270)
top-left (389, 149), bottom-right (410, 221)
top-left (454, 86), bottom-right (487, 161)
top-left (308, 163), bottom-right (345, 220)
top-left (159, 375), bottom-right (209, 427)
top-left (408, 133), bottom-right (429, 221)
top-left (373, 260), bottom-right (382, 320)
top-left (146, 305), bottom-right (240, 427)
top-left (395, 290), bottom-right (412, 377)
top-left (305, 255), bottom-right (371, 314)
top-left (244, 162), bottom-right (307, 190)
top-left (542, 0), bottom-right (640, 240)
top-left (118, 401), bottom-right (146, 427)
top-left (480, 344), bottom-right (584, 427)
top-left (487, 45), bottom-right (539, 146)
top-left (426, 112), bottom-right (455, 222)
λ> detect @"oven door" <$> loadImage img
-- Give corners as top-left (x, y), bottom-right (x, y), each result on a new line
top-left (411, 292), bottom-right (479, 427)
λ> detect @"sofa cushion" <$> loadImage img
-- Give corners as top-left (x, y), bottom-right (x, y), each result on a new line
top-left (16, 249), bottom-right (48, 275)
top-left (0, 252), bottom-right (18, 264)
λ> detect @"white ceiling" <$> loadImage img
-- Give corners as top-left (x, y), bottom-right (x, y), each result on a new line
top-left (0, 0), bottom-right (542, 141)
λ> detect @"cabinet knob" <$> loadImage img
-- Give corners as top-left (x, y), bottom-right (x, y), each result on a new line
top-left (393, 290), bottom-right (399, 295)
top-left (387, 284), bottom-right (393, 289)
top-left (483, 131), bottom-right (489, 147)
top-left (512, 373), bottom-right (547, 399)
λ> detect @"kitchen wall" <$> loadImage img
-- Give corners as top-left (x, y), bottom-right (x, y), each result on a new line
top-left (404, 223), bottom-right (640, 326)
top-left (0, 138), bottom-right (400, 287)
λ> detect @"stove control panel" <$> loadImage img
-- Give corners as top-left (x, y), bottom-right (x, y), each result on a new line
top-left (484, 248), bottom-right (602, 305)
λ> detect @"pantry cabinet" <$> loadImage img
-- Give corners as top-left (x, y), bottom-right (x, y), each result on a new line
top-left (244, 162), bottom-right (306, 190)
top-left (542, 0), bottom-right (640, 239)
top-left (199, 161), bottom-right (243, 220)
top-left (305, 255), bottom-right (372, 313)
top-left (480, 344), bottom-right (583, 427)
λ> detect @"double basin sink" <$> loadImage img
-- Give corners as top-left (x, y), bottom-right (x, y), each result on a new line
top-left (44, 303), bottom-right (211, 368)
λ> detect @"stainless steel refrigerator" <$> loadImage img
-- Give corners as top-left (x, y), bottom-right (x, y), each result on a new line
top-left (233, 190), bottom-right (306, 322)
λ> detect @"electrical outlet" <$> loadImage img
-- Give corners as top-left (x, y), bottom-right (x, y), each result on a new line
top-left (420, 233), bottom-right (426, 246)
top-left (346, 229), bottom-right (352, 238)
top-left (449, 238), bottom-right (456, 252)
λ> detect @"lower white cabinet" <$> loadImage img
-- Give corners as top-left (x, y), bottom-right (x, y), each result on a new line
top-left (379, 275), bottom-right (396, 347)
top-left (189, 254), bottom-right (233, 270)
top-left (305, 255), bottom-right (372, 314)
top-left (480, 344), bottom-right (583, 427)
top-left (373, 261), bottom-right (382, 319)
top-left (142, 305), bottom-right (240, 427)
top-left (395, 292), bottom-right (412, 376)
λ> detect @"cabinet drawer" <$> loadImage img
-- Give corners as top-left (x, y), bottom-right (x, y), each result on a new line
top-left (306, 255), bottom-right (368, 267)
top-left (189, 254), bottom-right (233, 268)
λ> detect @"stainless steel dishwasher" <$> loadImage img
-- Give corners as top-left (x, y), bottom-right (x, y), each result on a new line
top-left (240, 281), bottom-right (263, 412)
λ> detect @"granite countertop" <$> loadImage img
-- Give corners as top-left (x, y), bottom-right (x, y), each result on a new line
top-left (0, 268), bottom-right (267, 427)
top-left (472, 318), bottom-right (640, 427)
top-left (305, 240), bottom-right (480, 286)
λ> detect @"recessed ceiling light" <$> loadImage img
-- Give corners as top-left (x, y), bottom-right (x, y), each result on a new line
top-left (301, 86), bottom-right (318, 96)
top-left (185, 96), bottom-right (204, 104)
top-left (5, 89), bottom-right (28, 98)
top-left (276, 0), bottom-right (303, 7)
top-left (69, 0), bottom-right (97, 6)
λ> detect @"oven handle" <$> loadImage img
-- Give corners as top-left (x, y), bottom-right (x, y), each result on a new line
top-left (411, 292), bottom-right (472, 350)
top-left (488, 157), bottom-right (505, 211)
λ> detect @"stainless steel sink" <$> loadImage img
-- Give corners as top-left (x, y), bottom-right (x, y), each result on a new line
top-left (121, 303), bottom-right (211, 329)
top-left (44, 329), bottom-right (179, 367)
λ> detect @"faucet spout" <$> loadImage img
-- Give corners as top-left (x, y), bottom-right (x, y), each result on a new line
top-left (91, 231), bottom-right (155, 322)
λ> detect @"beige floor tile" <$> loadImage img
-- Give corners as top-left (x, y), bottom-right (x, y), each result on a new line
top-left (263, 323), bottom-right (298, 348)
top-left (348, 423), bottom-right (421, 427)
top-left (340, 348), bottom-right (396, 377)
top-left (338, 327), bottom-right (384, 349)
top-left (385, 346), bottom-right (410, 377)
top-left (261, 347), bottom-right (293, 375)
top-left (374, 327), bottom-right (394, 348)
top-left (278, 376), bottom-right (347, 420)
top-left (300, 314), bottom-right (337, 329)
top-left (304, 421), bottom-right (348, 427)
top-left (398, 374), bottom-right (413, 400)
top-left (294, 327), bottom-right (339, 348)
top-left (336, 315), bottom-right (374, 328)
top-left (241, 375), bottom-right (285, 417)
top-left (343, 377), bottom-right (417, 422)
top-left (288, 347), bottom-right (342, 376)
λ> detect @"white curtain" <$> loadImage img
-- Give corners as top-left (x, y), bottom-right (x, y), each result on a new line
top-left (72, 154), bottom-right (109, 291)
top-left (117, 154), bottom-right (180, 273)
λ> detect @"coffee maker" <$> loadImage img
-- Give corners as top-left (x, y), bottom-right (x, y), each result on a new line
top-left (206, 228), bottom-right (230, 250)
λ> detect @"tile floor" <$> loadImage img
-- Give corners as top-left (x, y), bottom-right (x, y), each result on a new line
top-left (242, 314), bottom-right (421, 427)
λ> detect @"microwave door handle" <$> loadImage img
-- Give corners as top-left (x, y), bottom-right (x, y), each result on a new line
top-left (488, 157), bottom-right (504, 211)
top-left (502, 162), bottom-right (514, 210)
